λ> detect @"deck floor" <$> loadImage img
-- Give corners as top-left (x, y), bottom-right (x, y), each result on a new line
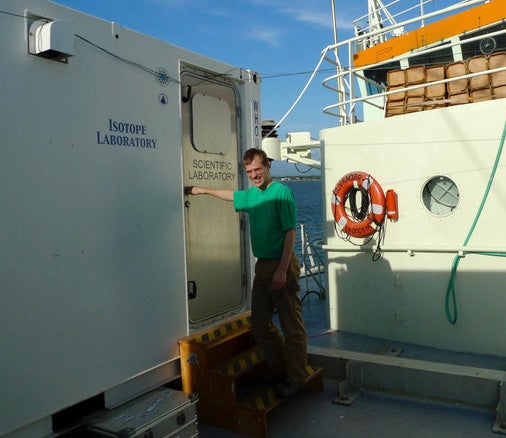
top-left (199, 288), bottom-right (503, 437)
top-left (199, 378), bottom-right (495, 437)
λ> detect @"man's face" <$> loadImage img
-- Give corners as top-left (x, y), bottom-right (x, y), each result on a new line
top-left (245, 155), bottom-right (270, 189)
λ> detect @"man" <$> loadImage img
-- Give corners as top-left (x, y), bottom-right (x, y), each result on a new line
top-left (185, 148), bottom-right (308, 397)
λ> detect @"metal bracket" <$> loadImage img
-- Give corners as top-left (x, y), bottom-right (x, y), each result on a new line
top-left (332, 346), bottom-right (401, 406)
top-left (375, 344), bottom-right (402, 357)
top-left (333, 360), bottom-right (364, 406)
top-left (187, 352), bottom-right (199, 366)
top-left (493, 374), bottom-right (506, 434)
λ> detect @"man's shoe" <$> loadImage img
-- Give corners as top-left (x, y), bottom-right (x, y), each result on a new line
top-left (274, 381), bottom-right (305, 398)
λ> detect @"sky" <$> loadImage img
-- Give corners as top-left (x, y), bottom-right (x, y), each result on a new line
top-left (51, 0), bottom-right (367, 175)
top-left (50, 0), bottom-right (455, 176)
top-left (53, 0), bottom-right (362, 137)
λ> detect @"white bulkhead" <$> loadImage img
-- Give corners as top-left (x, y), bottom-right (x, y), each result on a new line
top-left (0, 1), bottom-right (260, 436)
top-left (322, 98), bottom-right (506, 356)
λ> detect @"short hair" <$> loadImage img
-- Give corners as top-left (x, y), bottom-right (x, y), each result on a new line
top-left (243, 148), bottom-right (270, 166)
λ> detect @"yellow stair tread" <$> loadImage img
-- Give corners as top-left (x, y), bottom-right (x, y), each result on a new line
top-left (236, 365), bottom-right (324, 412)
top-left (237, 386), bottom-right (282, 412)
top-left (182, 313), bottom-right (252, 345)
top-left (212, 345), bottom-right (264, 377)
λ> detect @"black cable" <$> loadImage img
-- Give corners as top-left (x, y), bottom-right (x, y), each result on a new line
top-left (294, 163), bottom-right (317, 173)
top-left (78, 32), bottom-right (239, 88)
top-left (347, 186), bottom-right (370, 221)
top-left (262, 67), bottom-right (341, 79)
top-left (372, 226), bottom-right (384, 261)
top-left (332, 184), bottom-right (382, 247)
top-left (75, 34), bottom-right (180, 84)
top-left (0, 9), bottom-right (30, 20)
top-left (0, 9), bottom-right (183, 86)
top-left (0, 9), bottom-right (344, 85)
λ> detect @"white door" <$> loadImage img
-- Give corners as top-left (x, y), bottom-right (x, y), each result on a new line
top-left (181, 68), bottom-right (246, 326)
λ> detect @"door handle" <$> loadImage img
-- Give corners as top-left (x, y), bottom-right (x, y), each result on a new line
top-left (187, 281), bottom-right (197, 299)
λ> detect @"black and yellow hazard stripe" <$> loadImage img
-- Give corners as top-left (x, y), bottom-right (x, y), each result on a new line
top-left (192, 314), bottom-right (251, 344)
top-left (216, 347), bottom-right (263, 377)
top-left (306, 364), bottom-right (316, 376)
top-left (237, 364), bottom-right (323, 412)
top-left (246, 388), bottom-right (278, 410)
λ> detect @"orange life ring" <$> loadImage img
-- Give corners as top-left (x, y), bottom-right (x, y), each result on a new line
top-left (331, 171), bottom-right (386, 238)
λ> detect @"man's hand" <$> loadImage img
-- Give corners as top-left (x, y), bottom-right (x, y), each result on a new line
top-left (271, 267), bottom-right (288, 290)
top-left (185, 186), bottom-right (201, 195)
top-left (271, 229), bottom-right (297, 290)
top-left (184, 186), bottom-right (234, 201)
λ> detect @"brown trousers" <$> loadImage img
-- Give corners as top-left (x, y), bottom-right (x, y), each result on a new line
top-left (251, 254), bottom-right (308, 384)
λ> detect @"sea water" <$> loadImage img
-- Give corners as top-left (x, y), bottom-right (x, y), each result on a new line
top-left (282, 179), bottom-right (324, 272)
top-left (283, 179), bottom-right (323, 226)
top-left (283, 179), bottom-right (327, 311)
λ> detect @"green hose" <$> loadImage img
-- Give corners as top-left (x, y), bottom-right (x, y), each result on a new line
top-left (445, 121), bottom-right (506, 325)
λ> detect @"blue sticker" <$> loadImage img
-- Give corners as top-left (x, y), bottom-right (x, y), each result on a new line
top-left (159, 93), bottom-right (168, 105)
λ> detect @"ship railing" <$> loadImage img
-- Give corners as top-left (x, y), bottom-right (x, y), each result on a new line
top-left (296, 223), bottom-right (326, 302)
top-left (352, 0), bottom-right (428, 46)
top-left (321, 244), bottom-right (506, 256)
top-left (323, 60), bottom-right (506, 121)
top-left (322, 0), bottom-right (499, 125)
top-left (349, 0), bottom-right (488, 54)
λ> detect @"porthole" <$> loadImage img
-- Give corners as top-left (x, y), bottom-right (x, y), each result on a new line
top-left (421, 175), bottom-right (459, 216)
top-left (479, 37), bottom-right (496, 55)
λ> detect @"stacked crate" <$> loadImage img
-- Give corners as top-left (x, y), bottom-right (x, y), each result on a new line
top-left (490, 52), bottom-right (506, 99)
top-left (425, 65), bottom-right (446, 110)
top-left (405, 65), bottom-right (426, 112)
top-left (383, 52), bottom-right (505, 117)
top-left (386, 69), bottom-right (406, 117)
top-left (446, 60), bottom-right (469, 105)
top-left (468, 55), bottom-right (493, 102)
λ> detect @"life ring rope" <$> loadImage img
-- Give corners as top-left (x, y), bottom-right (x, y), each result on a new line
top-left (331, 171), bottom-right (386, 238)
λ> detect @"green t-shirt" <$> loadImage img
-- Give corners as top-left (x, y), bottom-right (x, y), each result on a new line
top-left (233, 181), bottom-right (297, 259)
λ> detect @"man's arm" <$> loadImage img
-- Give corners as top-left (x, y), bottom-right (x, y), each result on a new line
top-left (185, 186), bottom-right (234, 202)
top-left (271, 228), bottom-right (297, 290)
